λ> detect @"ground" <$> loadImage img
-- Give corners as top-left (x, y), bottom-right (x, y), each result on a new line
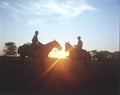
top-left (0, 56), bottom-right (119, 95)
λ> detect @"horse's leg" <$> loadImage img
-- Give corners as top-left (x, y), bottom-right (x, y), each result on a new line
top-left (20, 55), bottom-right (25, 64)
top-left (39, 58), bottom-right (46, 72)
top-left (20, 55), bottom-right (25, 72)
top-left (72, 60), bottom-right (77, 73)
top-left (71, 60), bottom-right (74, 72)
top-left (76, 60), bottom-right (80, 72)
top-left (71, 59), bottom-right (74, 73)
top-left (41, 60), bottom-right (44, 72)
top-left (76, 59), bottom-right (82, 73)
top-left (83, 57), bottom-right (89, 72)
top-left (86, 59), bottom-right (90, 72)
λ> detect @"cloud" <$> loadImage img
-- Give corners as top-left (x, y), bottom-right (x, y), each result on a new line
top-left (29, 0), bottom-right (97, 19)
top-left (0, 1), bottom-right (9, 8)
top-left (2, 0), bottom-right (98, 25)
top-left (11, 13), bottom-right (23, 22)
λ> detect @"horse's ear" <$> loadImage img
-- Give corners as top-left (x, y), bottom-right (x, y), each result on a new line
top-left (66, 41), bottom-right (70, 44)
top-left (53, 39), bottom-right (56, 42)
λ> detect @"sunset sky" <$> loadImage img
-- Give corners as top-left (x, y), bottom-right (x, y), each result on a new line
top-left (0, 0), bottom-right (119, 55)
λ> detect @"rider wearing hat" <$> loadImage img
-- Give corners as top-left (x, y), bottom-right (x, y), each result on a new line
top-left (77, 36), bottom-right (83, 49)
top-left (32, 30), bottom-right (43, 49)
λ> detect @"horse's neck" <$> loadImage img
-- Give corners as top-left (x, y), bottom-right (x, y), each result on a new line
top-left (69, 44), bottom-right (73, 48)
top-left (45, 41), bottom-right (56, 51)
top-left (68, 44), bottom-right (73, 49)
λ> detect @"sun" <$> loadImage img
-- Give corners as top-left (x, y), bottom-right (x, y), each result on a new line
top-left (48, 48), bottom-right (69, 58)
top-left (56, 50), bottom-right (69, 58)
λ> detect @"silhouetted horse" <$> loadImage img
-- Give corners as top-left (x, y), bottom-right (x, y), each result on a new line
top-left (65, 42), bottom-right (91, 72)
top-left (18, 40), bottom-right (62, 69)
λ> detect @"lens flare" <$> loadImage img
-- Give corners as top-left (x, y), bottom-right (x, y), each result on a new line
top-left (49, 49), bottom-right (69, 58)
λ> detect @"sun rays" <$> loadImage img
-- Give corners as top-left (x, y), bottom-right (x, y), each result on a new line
top-left (40, 58), bottom-right (60, 78)
top-left (48, 49), bottom-right (69, 58)
top-left (37, 58), bottom-right (80, 93)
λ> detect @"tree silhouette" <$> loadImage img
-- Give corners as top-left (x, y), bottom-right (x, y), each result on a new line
top-left (111, 51), bottom-right (120, 60)
top-left (2, 42), bottom-right (17, 56)
top-left (89, 50), bottom-right (98, 60)
top-left (95, 51), bottom-right (111, 61)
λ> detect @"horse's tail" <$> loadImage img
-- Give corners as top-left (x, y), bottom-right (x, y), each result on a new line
top-left (18, 46), bottom-right (22, 54)
top-left (18, 45), bottom-right (25, 56)
top-left (18, 44), bottom-right (30, 56)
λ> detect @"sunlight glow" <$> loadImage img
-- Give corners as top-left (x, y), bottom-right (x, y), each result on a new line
top-left (48, 49), bottom-right (69, 58)
top-left (41, 58), bottom-right (60, 78)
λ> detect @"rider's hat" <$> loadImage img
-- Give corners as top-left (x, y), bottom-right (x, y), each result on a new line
top-left (35, 30), bottom-right (38, 34)
top-left (78, 36), bottom-right (81, 39)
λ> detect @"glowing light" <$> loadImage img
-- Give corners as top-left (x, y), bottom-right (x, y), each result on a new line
top-left (48, 49), bottom-right (69, 58)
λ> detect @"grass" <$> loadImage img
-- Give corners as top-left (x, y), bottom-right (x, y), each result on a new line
top-left (0, 56), bottom-right (119, 95)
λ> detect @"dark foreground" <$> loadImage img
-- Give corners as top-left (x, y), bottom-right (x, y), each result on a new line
top-left (0, 56), bottom-right (119, 95)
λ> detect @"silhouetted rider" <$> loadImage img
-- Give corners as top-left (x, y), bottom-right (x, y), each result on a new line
top-left (31, 30), bottom-right (43, 49)
top-left (77, 36), bottom-right (83, 50)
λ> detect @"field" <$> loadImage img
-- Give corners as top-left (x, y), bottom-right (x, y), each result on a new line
top-left (0, 56), bottom-right (119, 95)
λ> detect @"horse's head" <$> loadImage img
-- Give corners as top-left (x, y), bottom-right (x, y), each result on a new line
top-left (53, 40), bottom-right (62, 51)
top-left (65, 42), bottom-right (72, 52)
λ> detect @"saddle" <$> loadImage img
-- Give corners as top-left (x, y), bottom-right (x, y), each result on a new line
top-left (31, 43), bottom-right (43, 49)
